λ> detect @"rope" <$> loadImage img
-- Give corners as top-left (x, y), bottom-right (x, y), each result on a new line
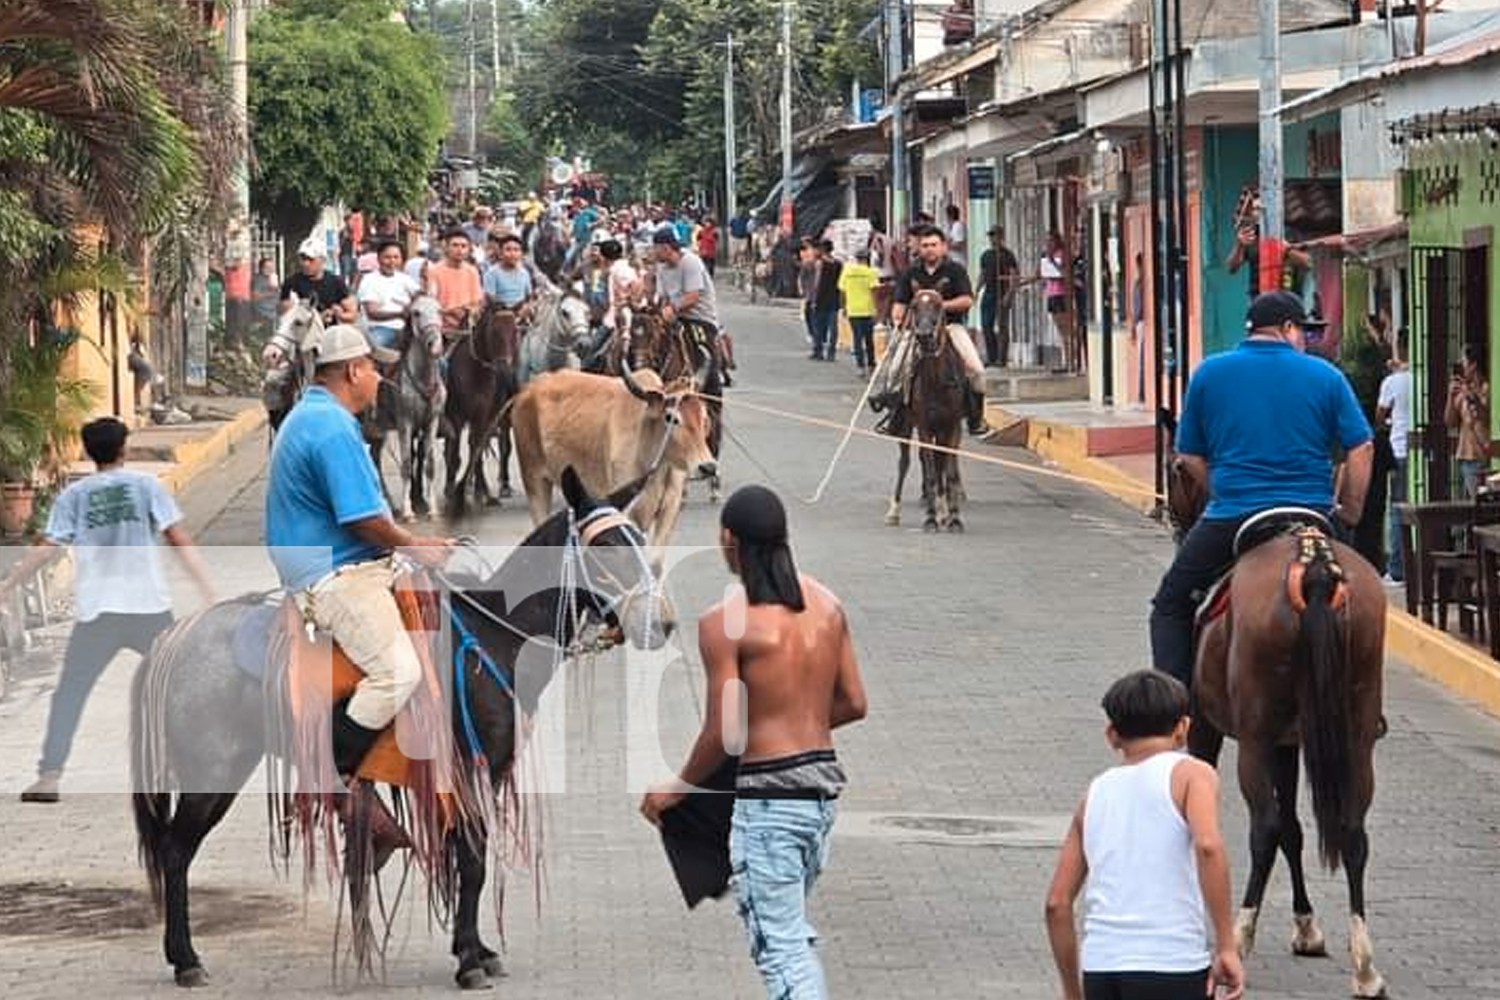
top-left (695, 389), bottom-right (1168, 503)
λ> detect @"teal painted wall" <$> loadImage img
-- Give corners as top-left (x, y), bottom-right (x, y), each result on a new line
top-left (1200, 126), bottom-right (1258, 357)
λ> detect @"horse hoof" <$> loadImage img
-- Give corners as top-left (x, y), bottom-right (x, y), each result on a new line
top-left (498, 485), bottom-right (514, 499)
top-left (455, 967), bottom-right (492, 991)
top-left (946, 519), bottom-right (965, 534)
top-left (481, 955), bottom-right (507, 978)
top-left (1291, 914), bottom-right (1327, 957)
top-left (923, 520), bottom-right (939, 533)
top-left (884, 513), bottom-right (900, 527)
top-left (1352, 971), bottom-right (1387, 999)
top-left (174, 966), bottom-right (210, 988)
top-left (483, 495), bottom-right (502, 509)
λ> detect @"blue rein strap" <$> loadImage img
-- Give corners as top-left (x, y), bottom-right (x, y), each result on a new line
top-left (449, 601), bottom-right (514, 761)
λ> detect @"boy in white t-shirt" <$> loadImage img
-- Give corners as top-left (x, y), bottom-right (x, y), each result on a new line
top-left (1045, 671), bottom-right (1244, 1000)
top-left (0, 418), bottom-right (213, 803)
top-left (358, 240), bottom-right (422, 351)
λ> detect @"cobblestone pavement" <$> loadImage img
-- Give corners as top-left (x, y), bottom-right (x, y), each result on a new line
top-left (1, 294), bottom-right (1498, 998)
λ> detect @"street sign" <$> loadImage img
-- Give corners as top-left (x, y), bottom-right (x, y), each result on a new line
top-left (824, 218), bottom-right (872, 261)
top-left (968, 165), bottom-right (996, 200)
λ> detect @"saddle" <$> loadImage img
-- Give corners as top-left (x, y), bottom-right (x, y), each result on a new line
top-left (1195, 507), bottom-right (1337, 630)
top-left (243, 583), bottom-right (452, 789)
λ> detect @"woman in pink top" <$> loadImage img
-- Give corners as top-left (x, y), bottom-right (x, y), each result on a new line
top-left (1041, 231), bottom-right (1077, 372)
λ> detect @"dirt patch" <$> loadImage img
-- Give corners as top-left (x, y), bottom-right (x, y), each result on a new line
top-left (0, 880), bottom-right (294, 939)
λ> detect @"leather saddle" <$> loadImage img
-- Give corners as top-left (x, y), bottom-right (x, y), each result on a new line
top-left (1196, 507), bottom-right (1334, 629)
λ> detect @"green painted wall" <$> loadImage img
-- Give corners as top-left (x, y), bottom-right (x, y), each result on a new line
top-left (1200, 126), bottom-right (1258, 357)
top-left (1406, 140), bottom-right (1500, 446)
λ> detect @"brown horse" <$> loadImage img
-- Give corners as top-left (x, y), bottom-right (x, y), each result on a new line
top-left (620, 305), bottom-right (723, 498)
top-left (885, 290), bottom-right (966, 532)
top-left (444, 304), bottom-right (519, 516)
top-left (1168, 455), bottom-right (1388, 998)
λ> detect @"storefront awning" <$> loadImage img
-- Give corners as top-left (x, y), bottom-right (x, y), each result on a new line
top-left (1006, 128), bottom-right (1093, 166)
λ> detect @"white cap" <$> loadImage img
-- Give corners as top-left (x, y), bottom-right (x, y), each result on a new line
top-left (297, 237), bottom-right (326, 260)
top-left (308, 324), bottom-right (398, 365)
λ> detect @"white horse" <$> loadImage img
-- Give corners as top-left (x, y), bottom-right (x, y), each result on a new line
top-left (372, 295), bottom-right (446, 520)
top-left (261, 294), bottom-right (322, 435)
top-left (516, 288), bottom-right (591, 387)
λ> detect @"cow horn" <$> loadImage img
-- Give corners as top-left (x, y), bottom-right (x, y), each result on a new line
top-left (620, 353), bottom-right (652, 402)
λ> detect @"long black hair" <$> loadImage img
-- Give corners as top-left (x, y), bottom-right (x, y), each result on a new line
top-left (723, 485), bottom-right (805, 611)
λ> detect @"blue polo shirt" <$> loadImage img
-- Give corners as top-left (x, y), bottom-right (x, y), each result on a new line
top-left (266, 387), bottom-right (390, 591)
top-left (1175, 339), bottom-right (1372, 521)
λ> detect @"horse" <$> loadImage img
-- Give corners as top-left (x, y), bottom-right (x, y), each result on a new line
top-left (130, 468), bottom-right (673, 990)
top-left (368, 295), bottom-right (445, 521)
top-left (444, 303), bottom-right (519, 516)
top-left (1167, 454), bottom-right (1388, 998)
top-left (625, 306), bottom-right (724, 501)
top-left (262, 295), bottom-right (323, 437)
top-left (884, 290), bottom-right (966, 532)
top-left (515, 289), bottom-right (591, 387)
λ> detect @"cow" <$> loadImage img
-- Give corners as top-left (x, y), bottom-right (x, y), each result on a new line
top-left (509, 366), bottom-right (718, 556)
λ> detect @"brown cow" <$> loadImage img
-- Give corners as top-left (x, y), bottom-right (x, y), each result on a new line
top-left (510, 367), bottom-right (717, 554)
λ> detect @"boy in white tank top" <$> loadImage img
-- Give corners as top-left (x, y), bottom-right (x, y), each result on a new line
top-left (1045, 671), bottom-right (1245, 1000)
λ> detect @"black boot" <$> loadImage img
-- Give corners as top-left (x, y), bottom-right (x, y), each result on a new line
top-left (330, 699), bottom-right (412, 872)
top-left (966, 386), bottom-right (991, 436)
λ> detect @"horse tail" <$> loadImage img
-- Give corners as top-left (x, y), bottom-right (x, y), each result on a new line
top-left (131, 643), bottom-right (172, 909)
top-left (1290, 534), bottom-right (1352, 871)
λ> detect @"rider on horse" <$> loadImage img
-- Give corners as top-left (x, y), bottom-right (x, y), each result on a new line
top-left (357, 240), bottom-right (422, 354)
top-left (265, 323), bottom-right (455, 866)
top-left (482, 232), bottom-right (535, 317)
top-left (1151, 291), bottom-right (1374, 690)
top-left (279, 237), bottom-right (358, 326)
top-left (652, 227), bottom-right (727, 385)
top-left (884, 223), bottom-right (992, 436)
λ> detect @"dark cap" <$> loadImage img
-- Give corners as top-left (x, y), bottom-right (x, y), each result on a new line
top-left (1247, 291), bottom-right (1325, 331)
top-left (721, 485), bottom-right (789, 545)
top-left (652, 227), bottom-right (680, 248)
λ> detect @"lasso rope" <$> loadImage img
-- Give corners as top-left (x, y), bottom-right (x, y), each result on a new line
top-left (697, 388), bottom-right (1168, 504)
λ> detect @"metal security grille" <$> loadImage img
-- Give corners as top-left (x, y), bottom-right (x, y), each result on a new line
top-left (1409, 246), bottom-right (1464, 501)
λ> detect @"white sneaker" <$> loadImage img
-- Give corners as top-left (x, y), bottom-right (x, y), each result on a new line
top-left (1380, 574), bottom-right (1403, 586)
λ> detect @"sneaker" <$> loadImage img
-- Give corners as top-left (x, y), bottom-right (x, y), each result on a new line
top-left (1380, 574), bottom-right (1404, 586)
top-left (20, 771), bottom-right (61, 803)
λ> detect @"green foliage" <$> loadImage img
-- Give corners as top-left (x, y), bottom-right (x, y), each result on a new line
top-left (510, 0), bottom-right (879, 205)
top-left (0, 326), bottom-right (97, 484)
top-left (249, 0), bottom-right (448, 218)
top-left (482, 92), bottom-right (549, 195)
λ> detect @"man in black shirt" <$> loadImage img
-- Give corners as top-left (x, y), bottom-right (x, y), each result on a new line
top-left (977, 226), bottom-right (1020, 367)
top-left (891, 224), bottom-right (991, 435)
top-left (279, 236), bottom-right (358, 325)
top-left (810, 239), bottom-right (843, 361)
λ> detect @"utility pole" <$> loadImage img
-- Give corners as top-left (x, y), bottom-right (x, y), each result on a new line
top-left (466, 0), bottom-right (478, 157)
top-left (723, 33), bottom-right (738, 225)
top-left (490, 0), bottom-right (502, 92)
top-left (779, 0), bottom-right (795, 233)
top-left (222, 0), bottom-right (253, 351)
top-left (887, 0), bottom-right (908, 228)
top-left (1258, 0), bottom-right (1284, 240)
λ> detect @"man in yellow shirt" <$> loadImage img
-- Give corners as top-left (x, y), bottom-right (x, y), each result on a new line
top-left (837, 249), bottom-right (881, 375)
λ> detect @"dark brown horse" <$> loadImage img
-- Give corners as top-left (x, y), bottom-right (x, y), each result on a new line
top-left (445, 304), bottom-right (519, 515)
top-left (885, 290), bottom-right (966, 532)
top-left (621, 305), bottom-right (723, 498)
top-left (1168, 455), bottom-right (1387, 998)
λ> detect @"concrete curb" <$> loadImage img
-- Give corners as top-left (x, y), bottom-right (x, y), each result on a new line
top-left (156, 405), bottom-right (267, 497)
top-left (991, 401), bottom-right (1500, 719)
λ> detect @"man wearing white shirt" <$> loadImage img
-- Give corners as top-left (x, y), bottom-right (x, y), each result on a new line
top-left (1377, 330), bottom-right (1413, 583)
top-left (358, 241), bottom-right (422, 352)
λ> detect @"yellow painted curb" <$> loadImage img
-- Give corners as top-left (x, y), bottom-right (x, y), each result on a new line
top-left (1386, 607), bottom-right (1500, 717)
top-left (157, 405), bottom-right (267, 497)
top-left (986, 403), bottom-right (1158, 516)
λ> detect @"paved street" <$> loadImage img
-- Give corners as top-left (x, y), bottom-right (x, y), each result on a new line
top-left (1, 294), bottom-right (1498, 998)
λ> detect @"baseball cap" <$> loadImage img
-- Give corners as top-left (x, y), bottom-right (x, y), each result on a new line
top-left (309, 324), bottom-right (398, 365)
top-left (652, 227), bottom-right (681, 248)
top-left (297, 237), bottom-right (326, 260)
top-left (1247, 291), bottom-right (1325, 331)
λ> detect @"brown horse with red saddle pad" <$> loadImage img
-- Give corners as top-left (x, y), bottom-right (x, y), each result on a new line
top-left (1169, 456), bottom-right (1389, 998)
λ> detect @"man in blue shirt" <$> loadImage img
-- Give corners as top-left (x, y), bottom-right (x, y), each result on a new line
top-left (1151, 292), bottom-right (1374, 688)
top-left (266, 324), bottom-right (453, 860)
top-left (481, 233), bottom-right (534, 314)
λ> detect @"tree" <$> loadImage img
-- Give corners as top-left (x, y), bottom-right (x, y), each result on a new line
top-left (249, 0), bottom-right (448, 243)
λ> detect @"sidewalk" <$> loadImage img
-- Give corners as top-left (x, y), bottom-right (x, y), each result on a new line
top-left (987, 398), bottom-right (1500, 719)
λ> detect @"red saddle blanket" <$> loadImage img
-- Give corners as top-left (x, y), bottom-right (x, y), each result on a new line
top-left (1195, 573), bottom-right (1233, 630)
top-left (279, 584), bottom-right (449, 790)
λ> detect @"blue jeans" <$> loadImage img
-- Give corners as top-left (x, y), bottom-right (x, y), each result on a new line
top-left (367, 325), bottom-right (401, 351)
top-left (809, 308), bottom-right (838, 360)
top-left (1387, 455), bottom-right (1408, 579)
top-left (1460, 459), bottom-right (1488, 498)
top-left (730, 798), bottom-right (837, 1000)
top-left (849, 317), bottom-right (875, 369)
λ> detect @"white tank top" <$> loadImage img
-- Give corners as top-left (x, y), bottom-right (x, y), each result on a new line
top-left (1080, 751), bottom-right (1209, 973)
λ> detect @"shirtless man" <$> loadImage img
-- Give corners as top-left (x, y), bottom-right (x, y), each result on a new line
top-left (642, 485), bottom-right (868, 1000)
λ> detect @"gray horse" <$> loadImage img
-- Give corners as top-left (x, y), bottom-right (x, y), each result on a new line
top-left (131, 469), bottom-right (673, 990)
top-left (262, 295), bottom-right (322, 435)
top-left (370, 295), bottom-right (445, 521)
top-left (516, 288), bottom-right (591, 387)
